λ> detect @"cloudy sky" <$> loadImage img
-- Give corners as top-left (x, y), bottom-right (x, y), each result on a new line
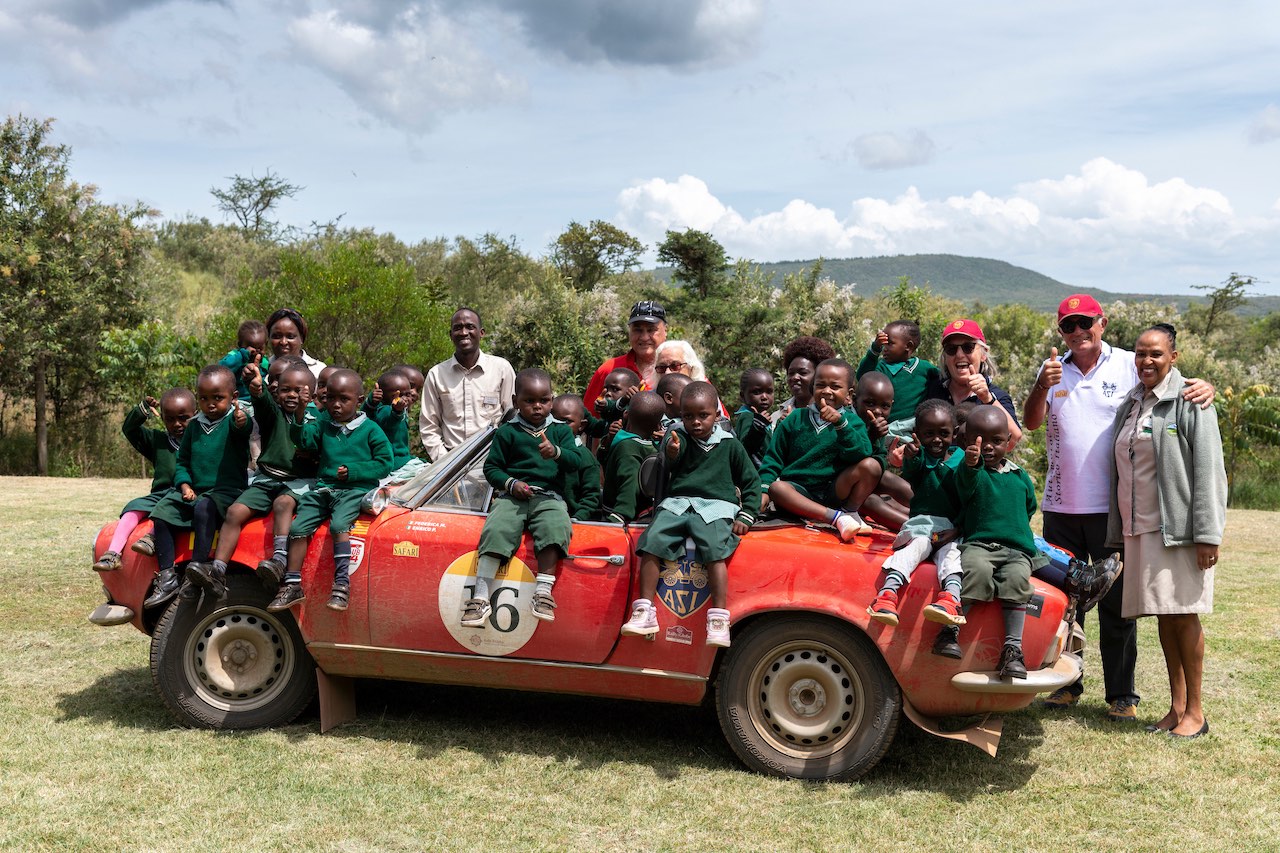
top-left (5, 0), bottom-right (1280, 294)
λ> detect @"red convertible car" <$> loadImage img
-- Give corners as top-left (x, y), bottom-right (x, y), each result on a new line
top-left (90, 427), bottom-right (1083, 782)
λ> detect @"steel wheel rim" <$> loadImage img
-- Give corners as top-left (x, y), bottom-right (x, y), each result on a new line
top-left (746, 639), bottom-right (865, 759)
top-left (181, 604), bottom-right (297, 712)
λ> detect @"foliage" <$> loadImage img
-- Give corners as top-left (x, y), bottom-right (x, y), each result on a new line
top-left (440, 233), bottom-right (541, 321)
top-left (210, 170), bottom-right (302, 240)
top-left (223, 237), bottom-right (452, 380)
top-left (657, 228), bottom-right (729, 299)
top-left (549, 220), bottom-right (644, 291)
top-left (1188, 272), bottom-right (1254, 337)
top-left (1216, 384), bottom-right (1280, 503)
top-left (97, 321), bottom-right (205, 404)
top-left (0, 114), bottom-right (153, 473)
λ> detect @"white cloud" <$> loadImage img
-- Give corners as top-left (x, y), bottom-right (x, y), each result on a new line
top-left (616, 159), bottom-right (1279, 289)
top-left (1248, 104), bottom-right (1280, 144)
top-left (852, 129), bottom-right (936, 170)
top-left (287, 7), bottom-right (525, 132)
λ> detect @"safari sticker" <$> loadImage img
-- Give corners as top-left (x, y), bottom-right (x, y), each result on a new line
top-left (392, 540), bottom-right (420, 558)
top-left (437, 551), bottom-right (539, 656)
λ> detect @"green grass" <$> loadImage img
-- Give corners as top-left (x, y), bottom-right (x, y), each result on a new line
top-left (3, 476), bottom-right (1279, 851)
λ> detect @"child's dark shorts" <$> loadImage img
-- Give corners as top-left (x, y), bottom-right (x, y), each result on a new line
top-left (780, 479), bottom-right (839, 507)
top-left (233, 477), bottom-right (314, 515)
top-left (477, 494), bottom-right (572, 559)
top-left (959, 541), bottom-right (1034, 604)
top-left (637, 507), bottom-right (739, 563)
top-left (289, 486), bottom-right (366, 539)
top-left (149, 485), bottom-right (241, 528)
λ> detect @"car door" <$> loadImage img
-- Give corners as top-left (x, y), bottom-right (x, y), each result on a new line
top-left (366, 440), bottom-right (635, 665)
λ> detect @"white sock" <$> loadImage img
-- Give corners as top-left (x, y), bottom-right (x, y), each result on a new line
top-left (535, 573), bottom-right (556, 597)
top-left (472, 575), bottom-right (490, 600)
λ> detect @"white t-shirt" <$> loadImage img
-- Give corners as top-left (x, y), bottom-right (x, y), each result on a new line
top-left (1041, 341), bottom-right (1139, 514)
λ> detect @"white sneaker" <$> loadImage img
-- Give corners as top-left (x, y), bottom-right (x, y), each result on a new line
top-left (706, 608), bottom-right (731, 647)
top-left (834, 513), bottom-right (870, 542)
top-left (621, 599), bottom-right (659, 636)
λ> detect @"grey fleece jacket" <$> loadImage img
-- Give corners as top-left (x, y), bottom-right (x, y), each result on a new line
top-left (1106, 367), bottom-right (1227, 549)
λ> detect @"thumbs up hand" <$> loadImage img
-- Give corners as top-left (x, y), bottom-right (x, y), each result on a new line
top-left (666, 431), bottom-right (682, 460)
top-left (1038, 346), bottom-right (1062, 391)
top-left (818, 399), bottom-right (843, 425)
top-left (965, 435), bottom-right (984, 468)
top-left (537, 432), bottom-right (556, 459)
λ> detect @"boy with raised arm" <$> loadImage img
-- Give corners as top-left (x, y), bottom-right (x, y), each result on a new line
top-left (602, 391), bottom-right (665, 523)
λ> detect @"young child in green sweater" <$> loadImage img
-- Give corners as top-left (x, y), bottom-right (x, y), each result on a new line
top-left (93, 389), bottom-right (196, 572)
top-left (202, 361), bottom-right (318, 592)
top-left (461, 369), bottom-right (588, 628)
top-left (268, 369), bottom-right (393, 613)
top-left (857, 320), bottom-right (940, 431)
top-left (941, 404), bottom-right (1046, 677)
top-left (758, 359), bottom-right (881, 541)
top-left (590, 366), bottom-right (641, 461)
top-left (655, 371), bottom-right (692, 431)
top-left (219, 319), bottom-right (271, 403)
top-left (867, 399), bottom-right (965, 627)
top-left (602, 391), bottom-right (665, 523)
top-left (731, 367), bottom-right (775, 468)
top-left (551, 394), bottom-right (603, 521)
top-left (144, 366), bottom-right (251, 607)
top-left (365, 368), bottom-right (424, 482)
top-left (622, 382), bottom-right (761, 648)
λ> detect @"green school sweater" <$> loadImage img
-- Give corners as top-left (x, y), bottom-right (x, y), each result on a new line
top-left (667, 432), bottom-right (761, 525)
top-left (122, 402), bottom-right (179, 494)
top-left (902, 445), bottom-right (962, 519)
top-left (250, 391), bottom-right (317, 479)
top-left (949, 460), bottom-right (1038, 556)
top-left (219, 348), bottom-right (271, 402)
top-left (758, 406), bottom-right (872, 493)
top-left (856, 348), bottom-right (941, 423)
top-left (731, 406), bottom-right (772, 468)
top-left (173, 408), bottom-right (253, 493)
top-left (603, 430), bottom-right (657, 522)
top-left (484, 419), bottom-right (586, 497)
top-left (363, 395), bottom-right (413, 469)
top-left (564, 445), bottom-right (603, 521)
top-left (294, 413), bottom-right (393, 491)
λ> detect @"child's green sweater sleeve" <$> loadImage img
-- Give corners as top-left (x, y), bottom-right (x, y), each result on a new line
top-left (342, 422), bottom-right (393, 485)
top-left (571, 452), bottom-right (602, 521)
top-left (730, 440), bottom-right (762, 525)
top-left (172, 428), bottom-right (195, 488)
top-left (122, 403), bottom-right (156, 461)
top-left (757, 418), bottom-right (789, 488)
top-left (856, 345), bottom-right (882, 379)
top-left (834, 413), bottom-right (873, 463)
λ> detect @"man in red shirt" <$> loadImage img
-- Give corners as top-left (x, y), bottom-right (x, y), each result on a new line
top-left (584, 301), bottom-right (667, 405)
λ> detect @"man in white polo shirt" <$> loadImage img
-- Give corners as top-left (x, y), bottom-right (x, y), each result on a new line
top-left (419, 307), bottom-right (516, 461)
top-left (1023, 294), bottom-right (1214, 721)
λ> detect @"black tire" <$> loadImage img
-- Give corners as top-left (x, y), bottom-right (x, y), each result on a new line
top-left (715, 615), bottom-right (901, 781)
top-left (149, 573), bottom-right (317, 729)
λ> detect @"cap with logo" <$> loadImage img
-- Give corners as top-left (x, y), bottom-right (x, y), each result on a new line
top-left (628, 300), bottom-right (666, 325)
top-left (1057, 294), bottom-right (1103, 322)
top-left (941, 318), bottom-right (986, 343)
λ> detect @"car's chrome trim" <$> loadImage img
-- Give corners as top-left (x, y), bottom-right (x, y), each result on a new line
top-left (950, 651), bottom-right (1083, 694)
top-left (307, 642), bottom-right (707, 682)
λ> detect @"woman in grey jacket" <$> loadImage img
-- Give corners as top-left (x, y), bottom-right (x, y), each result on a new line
top-left (1107, 323), bottom-right (1226, 739)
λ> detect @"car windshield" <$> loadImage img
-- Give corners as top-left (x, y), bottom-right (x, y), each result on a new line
top-left (388, 428), bottom-right (493, 508)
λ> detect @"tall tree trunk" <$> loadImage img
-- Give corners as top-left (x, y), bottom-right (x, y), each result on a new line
top-left (34, 355), bottom-right (48, 476)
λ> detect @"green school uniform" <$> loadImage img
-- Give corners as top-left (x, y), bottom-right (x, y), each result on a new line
top-left (857, 348), bottom-right (941, 423)
top-left (901, 446), bottom-right (963, 519)
top-left (219, 348), bottom-right (271, 402)
top-left (363, 393), bottom-right (414, 469)
top-left (950, 460), bottom-right (1039, 556)
top-left (149, 406), bottom-right (252, 525)
top-left (478, 417), bottom-right (585, 558)
top-left (565, 442), bottom-right (603, 521)
top-left (120, 402), bottom-right (181, 515)
top-left (731, 406), bottom-right (772, 468)
top-left (758, 405), bottom-right (872, 499)
top-left (293, 412), bottom-right (393, 492)
top-left (603, 430), bottom-right (657, 522)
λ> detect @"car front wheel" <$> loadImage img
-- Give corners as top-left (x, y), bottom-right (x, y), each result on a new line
top-left (150, 574), bottom-right (317, 729)
top-left (715, 615), bottom-right (901, 781)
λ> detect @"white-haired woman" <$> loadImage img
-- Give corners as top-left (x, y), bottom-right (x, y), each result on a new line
top-left (654, 340), bottom-right (730, 416)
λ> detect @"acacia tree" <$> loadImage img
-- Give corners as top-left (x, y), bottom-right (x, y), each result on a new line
top-left (0, 115), bottom-right (152, 474)
top-left (210, 170), bottom-right (302, 240)
top-left (549, 220), bottom-right (644, 291)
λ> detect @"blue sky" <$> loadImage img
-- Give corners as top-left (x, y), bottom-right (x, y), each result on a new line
top-left (5, 0), bottom-right (1280, 294)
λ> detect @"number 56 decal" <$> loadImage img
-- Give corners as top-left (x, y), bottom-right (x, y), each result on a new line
top-left (437, 551), bottom-right (539, 656)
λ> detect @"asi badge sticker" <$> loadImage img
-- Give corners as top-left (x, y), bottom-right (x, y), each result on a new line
top-left (437, 551), bottom-right (539, 656)
top-left (656, 553), bottom-right (711, 619)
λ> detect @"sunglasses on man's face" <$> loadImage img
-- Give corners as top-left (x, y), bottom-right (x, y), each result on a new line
top-left (943, 341), bottom-right (978, 356)
top-left (1058, 315), bottom-right (1099, 335)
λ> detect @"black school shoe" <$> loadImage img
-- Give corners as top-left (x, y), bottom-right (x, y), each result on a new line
top-left (185, 561), bottom-right (227, 601)
top-left (999, 643), bottom-right (1028, 680)
top-left (256, 558), bottom-right (286, 589)
top-left (931, 626), bottom-right (962, 659)
top-left (267, 582), bottom-right (305, 612)
top-left (143, 568), bottom-right (181, 609)
top-left (1068, 553), bottom-right (1123, 613)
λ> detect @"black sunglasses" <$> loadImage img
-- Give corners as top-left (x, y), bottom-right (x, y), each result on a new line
top-left (1059, 315), bottom-right (1099, 334)
top-left (943, 341), bottom-right (978, 356)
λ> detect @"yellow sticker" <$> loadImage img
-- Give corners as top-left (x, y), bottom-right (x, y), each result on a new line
top-left (392, 540), bottom-right (420, 558)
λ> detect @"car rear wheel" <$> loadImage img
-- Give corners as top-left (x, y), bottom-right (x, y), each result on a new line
top-left (715, 615), bottom-right (901, 781)
top-left (150, 573), bottom-right (316, 729)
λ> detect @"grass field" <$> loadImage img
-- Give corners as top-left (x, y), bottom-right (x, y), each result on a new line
top-left (2, 477), bottom-right (1278, 852)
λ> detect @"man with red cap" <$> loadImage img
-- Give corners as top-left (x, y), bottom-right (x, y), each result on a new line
top-left (1023, 294), bottom-right (1214, 720)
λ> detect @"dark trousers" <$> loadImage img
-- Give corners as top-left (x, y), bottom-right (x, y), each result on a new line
top-left (1042, 511), bottom-right (1139, 705)
top-left (152, 497), bottom-right (222, 569)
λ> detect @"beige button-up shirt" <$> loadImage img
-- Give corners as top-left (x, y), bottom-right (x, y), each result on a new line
top-left (418, 351), bottom-right (516, 461)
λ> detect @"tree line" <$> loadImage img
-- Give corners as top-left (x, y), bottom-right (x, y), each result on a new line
top-left (2, 114), bottom-right (1278, 505)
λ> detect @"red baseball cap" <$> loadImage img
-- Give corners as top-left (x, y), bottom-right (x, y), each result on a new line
top-left (1057, 294), bottom-right (1103, 322)
top-left (942, 318), bottom-right (986, 343)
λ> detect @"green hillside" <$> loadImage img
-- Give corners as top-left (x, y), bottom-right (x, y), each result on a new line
top-left (656, 254), bottom-right (1280, 315)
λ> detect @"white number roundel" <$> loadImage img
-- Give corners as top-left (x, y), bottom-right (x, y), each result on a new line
top-left (437, 551), bottom-right (539, 656)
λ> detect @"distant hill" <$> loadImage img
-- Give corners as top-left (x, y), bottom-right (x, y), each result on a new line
top-left (654, 254), bottom-right (1280, 316)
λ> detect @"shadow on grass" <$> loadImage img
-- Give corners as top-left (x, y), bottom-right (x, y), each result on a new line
top-left (55, 665), bottom-right (175, 732)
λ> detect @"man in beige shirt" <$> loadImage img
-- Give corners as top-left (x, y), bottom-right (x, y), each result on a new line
top-left (419, 307), bottom-right (516, 461)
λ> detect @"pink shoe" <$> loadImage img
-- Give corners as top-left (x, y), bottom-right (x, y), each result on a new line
top-left (706, 608), bottom-right (731, 647)
top-left (621, 599), bottom-right (659, 636)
